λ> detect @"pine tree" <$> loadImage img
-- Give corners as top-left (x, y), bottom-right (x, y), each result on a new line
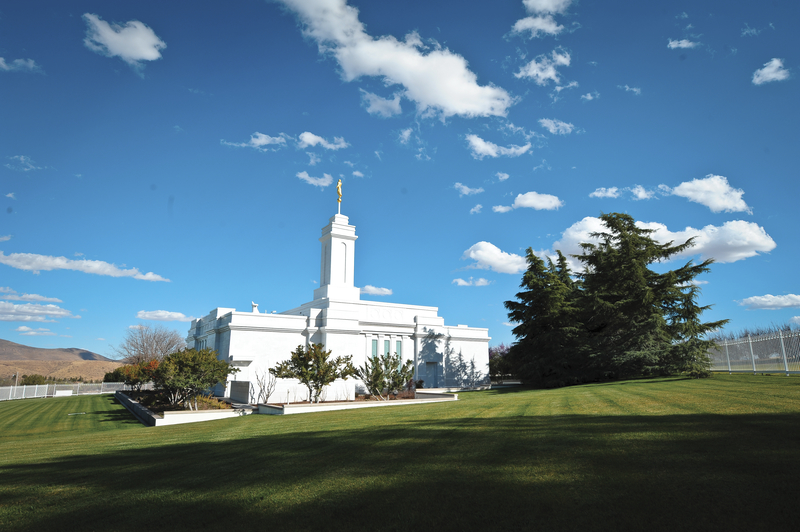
top-left (505, 213), bottom-right (727, 387)
top-left (504, 249), bottom-right (584, 387)
top-left (576, 212), bottom-right (726, 378)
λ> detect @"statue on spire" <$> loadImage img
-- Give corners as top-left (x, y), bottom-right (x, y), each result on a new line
top-left (336, 179), bottom-right (342, 214)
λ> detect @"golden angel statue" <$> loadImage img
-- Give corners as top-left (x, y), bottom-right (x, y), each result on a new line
top-left (336, 179), bottom-right (342, 203)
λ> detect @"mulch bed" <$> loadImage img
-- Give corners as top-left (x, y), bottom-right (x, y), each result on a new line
top-left (124, 390), bottom-right (232, 414)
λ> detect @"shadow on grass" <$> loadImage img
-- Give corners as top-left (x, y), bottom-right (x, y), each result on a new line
top-left (481, 377), bottom-right (695, 396)
top-left (2, 411), bottom-right (800, 531)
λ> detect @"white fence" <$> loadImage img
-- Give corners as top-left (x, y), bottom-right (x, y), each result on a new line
top-left (0, 382), bottom-right (152, 402)
top-left (708, 330), bottom-right (800, 375)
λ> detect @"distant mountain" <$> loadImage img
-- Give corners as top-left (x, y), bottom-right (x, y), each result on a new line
top-left (0, 339), bottom-right (114, 362)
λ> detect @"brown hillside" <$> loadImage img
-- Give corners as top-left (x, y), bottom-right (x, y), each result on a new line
top-left (0, 360), bottom-right (122, 382)
top-left (0, 338), bottom-right (113, 362)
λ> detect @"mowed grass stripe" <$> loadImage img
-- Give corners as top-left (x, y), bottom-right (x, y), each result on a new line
top-left (2, 376), bottom-right (800, 531)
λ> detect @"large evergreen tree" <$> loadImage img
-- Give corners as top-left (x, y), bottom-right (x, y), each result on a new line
top-left (504, 249), bottom-right (585, 387)
top-left (504, 213), bottom-right (727, 386)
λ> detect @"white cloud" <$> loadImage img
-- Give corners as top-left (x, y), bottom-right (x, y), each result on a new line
top-left (741, 24), bottom-right (760, 37)
top-left (633, 220), bottom-right (777, 263)
top-left (514, 192), bottom-right (564, 211)
top-left (297, 131), bottom-right (349, 150)
top-left (466, 134), bottom-right (531, 159)
top-left (539, 118), bottom-right (574, 135)
top-left (82, 13), bottom-right (166, 71)
top-left (553, 80), bottom-right (578, 95)
top-left (452, 277), bottom-right (491, 287)
top-left (494, 191), bottom-right (564, 212)
top-left (533, 159), bottom-right (551, 172)
top-left (136, 310), bottom-right (195, 322)
top-left (628, 185), bottom-right (655, 200)
top-left (352, 170), bottom-right (364, 177)
top-left (4, 155), bottom-right (43, 172)
top-left (16, 326), bottom-right (56, 336)
top-left (0, 301), bottom-right (77, 322)
top-left (278, 0), bottom-right (513, 119)
top-left (221, 132), bottom-right (289, 151)
top-left (0, 287), bottom-right (62, 303)
top-left (668, 39), bottom-right (699, 49)
top-left (470, 204), bottom-right (483, 214)
top-left (307, 152), bottom-right (322, 166)
top-left (361, 285), bottom-right (392, 296)
top-left (462, 242), bottom-right (527, 274)
top-left (589, 187), bottom-right (619, 198)
top-left (0, 57), bottom-right (43, 73)
top-left (512, 16), bottom-right (564, 38)
top-left (667, 174), bottom-right (751, 213)
top-left (496, 172), bottom-right (510, 181)
top-left (296, 171), bottom-right (333, 188)
top-left (677, 12), bottom-right (689, 19)
top-left (360, 90), bottom-right (402, 117)
top-left (581, 91), bottom-right (599, 101)
top-left (5, 193), bottom-right (15, 199)
top-left (790, 316), bottom-right (800, 325)
top-left (515, 49), bottom-right (570, 85)
top-left (618, 84), bottom-right (641, 95)
top-left (454, 182), bottom-right (484, 197)
top-left (501, 122), bottom-right (542, 141)
top-left (548, 217), bottom-right (776, 272)
top-left (739, 294), bottom-right (800, 310)
top-left (0, 251), bottom-right (169, 281)
top-left (0, 235), bottom-right (11, 242)
top-left (523, 0), bottom-right (573, 14)
top-left (398, 128), bottom-right (413, 144)
top-left (752, 58), bottom-right (790, 85)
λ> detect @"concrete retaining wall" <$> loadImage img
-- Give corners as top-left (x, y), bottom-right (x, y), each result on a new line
top-left (115, 391), bottom-right (252, 427)
top-left (257, 392), bottom-right (457, 415)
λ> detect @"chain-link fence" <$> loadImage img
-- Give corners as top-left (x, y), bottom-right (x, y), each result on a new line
top-left (708, 330), bottom-right (800, 375)
top-left (0, 382), bottom-right (152, 402)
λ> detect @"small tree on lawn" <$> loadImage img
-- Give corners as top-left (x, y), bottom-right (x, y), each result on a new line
top-left (354, 354), bottom-right (386, 399)
top-left (253, 368), bottom-right (278, 404)
top-left (271, 344), bottom-right (355, 403)
top-left (154, 348), bottom-right (238, 410)
top-left (384, 352), bottom-right (414, 395)
top-left (103, 367), bottom-right (127, 383)
top-left (118, 360), bottom-right (159, 391)
top-left (488, 343), bottom-right (512, 379)
top-left (355, 352), bottom-right (414, 399)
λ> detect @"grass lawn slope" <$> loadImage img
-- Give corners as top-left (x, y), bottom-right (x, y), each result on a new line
top-left (2, 375), bottom-right (799, 531)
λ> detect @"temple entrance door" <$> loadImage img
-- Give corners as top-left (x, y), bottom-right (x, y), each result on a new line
top-left (425, 361), bottom-right (439, 388)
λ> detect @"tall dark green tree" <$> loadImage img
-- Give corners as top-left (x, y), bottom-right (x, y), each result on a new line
top-left (505, 212), bottom-right (727, 387)
top-left (504, 249), bottom-right (584, 387)
top-left (577, 213), bottom-right (726, 378)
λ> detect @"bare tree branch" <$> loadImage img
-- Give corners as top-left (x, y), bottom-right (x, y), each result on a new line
top-left (112, 324), bottom-right (186, 364)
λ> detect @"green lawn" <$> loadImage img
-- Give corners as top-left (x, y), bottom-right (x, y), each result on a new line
top-left (2, 375), bottom-right (800, 531)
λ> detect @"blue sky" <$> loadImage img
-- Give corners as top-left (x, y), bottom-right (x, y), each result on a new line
top-left (1, 0), bottom-right (797, 356)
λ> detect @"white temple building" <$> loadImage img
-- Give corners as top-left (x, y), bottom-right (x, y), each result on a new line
top-left (187, 207), bottom-right (491, 403)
